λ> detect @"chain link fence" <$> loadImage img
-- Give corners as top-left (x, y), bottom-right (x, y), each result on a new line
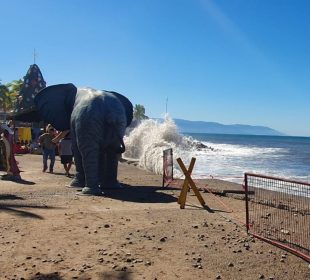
top-left (244, 173), bottom-right (310, 261)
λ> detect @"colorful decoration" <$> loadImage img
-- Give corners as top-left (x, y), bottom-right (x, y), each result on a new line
top-left (14, 64), bottom-right (46, 114)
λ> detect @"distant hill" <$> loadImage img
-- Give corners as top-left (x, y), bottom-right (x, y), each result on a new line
top-left (160, 118), bottom-right (285, 136)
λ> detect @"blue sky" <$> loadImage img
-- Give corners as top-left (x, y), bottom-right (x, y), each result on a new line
top-left (1, 0), bottom-right (310, 136)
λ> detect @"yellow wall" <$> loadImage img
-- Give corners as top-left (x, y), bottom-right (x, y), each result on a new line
top-left (17, 127), bottom-right (32, 142)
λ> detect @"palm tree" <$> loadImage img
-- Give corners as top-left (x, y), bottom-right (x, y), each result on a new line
top-left (133, 104), bottom-right (148, 120)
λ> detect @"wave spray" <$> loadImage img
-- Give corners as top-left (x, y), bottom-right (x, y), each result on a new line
top-left (124, 117), bottom-right (203, 177)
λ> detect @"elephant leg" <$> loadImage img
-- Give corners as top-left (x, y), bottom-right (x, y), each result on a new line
top-left (102, 150), bottom-right (122, 189)
top-left (69, 133), bottom-right (85, 188)
top-left (79, 142), bottom-right (103, 195)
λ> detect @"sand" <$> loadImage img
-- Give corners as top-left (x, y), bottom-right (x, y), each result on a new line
top-left (0, 154), bottom-right (309, 280)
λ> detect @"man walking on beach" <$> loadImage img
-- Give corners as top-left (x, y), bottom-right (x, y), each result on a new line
top-left (39, 125), bottom-right (56, 173)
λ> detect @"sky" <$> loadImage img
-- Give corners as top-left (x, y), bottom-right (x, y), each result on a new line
top-left (1, 0), bottom-right (310, 136)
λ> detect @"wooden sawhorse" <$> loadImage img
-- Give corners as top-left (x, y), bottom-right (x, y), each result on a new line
top-left (177, 157), bottom-right (206, 209)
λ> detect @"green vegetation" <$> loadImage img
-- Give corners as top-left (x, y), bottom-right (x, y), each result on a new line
top-left (0, 79), bottom-right (23, 112)
top-left (133, 104), bottom-right (148, 121)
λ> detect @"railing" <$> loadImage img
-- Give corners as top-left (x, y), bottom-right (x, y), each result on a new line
top-left (244, 173), bottom-right (310, 262)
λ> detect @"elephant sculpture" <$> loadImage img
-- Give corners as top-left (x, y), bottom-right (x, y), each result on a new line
top-left (34, 83), bottom-right (133, 195)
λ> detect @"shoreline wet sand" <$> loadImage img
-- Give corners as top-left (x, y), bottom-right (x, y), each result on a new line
top-left (0, 154), bottom-right (309, 280)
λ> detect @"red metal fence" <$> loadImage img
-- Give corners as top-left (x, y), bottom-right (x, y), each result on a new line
top-left (162, 148), bottom-right (173, 187)
top-left (244, 173), bottom-right (310, 262)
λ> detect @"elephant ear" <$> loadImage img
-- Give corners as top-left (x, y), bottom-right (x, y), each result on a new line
top-left (34, 83), bottom-right (77, 131)
top-left (108, 91), bottom-right (133, 127)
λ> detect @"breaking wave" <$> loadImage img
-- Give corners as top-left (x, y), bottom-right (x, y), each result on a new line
top-left (124, 117), bottom-right (209, 176)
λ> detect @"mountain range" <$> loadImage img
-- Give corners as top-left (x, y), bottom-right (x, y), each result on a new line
top-left (170, 118), bottom-right (284, 136)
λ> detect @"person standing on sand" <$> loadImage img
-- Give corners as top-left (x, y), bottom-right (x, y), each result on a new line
top-left (58, 132), bottom-right (73, 177)
top-left (0, 123), bottom-right (21, 181)
top-left (39, 125), bottom-right (56, 173)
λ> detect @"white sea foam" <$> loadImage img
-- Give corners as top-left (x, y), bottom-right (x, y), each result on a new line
top-left (190, 141), bottom-right (289, 182)
top-left (199, 142), bottom-right (286, 157)
top-left (124, 117), bottom-right (198, 176)
top-left (247, 176), bottom-right (310, 198)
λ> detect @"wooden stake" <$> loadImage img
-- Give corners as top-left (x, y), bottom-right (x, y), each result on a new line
top-left (178, 157), bottom-right (195, 208)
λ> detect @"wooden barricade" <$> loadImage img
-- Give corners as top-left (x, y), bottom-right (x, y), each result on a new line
top-left (177, 157), bottom-right (206, 209)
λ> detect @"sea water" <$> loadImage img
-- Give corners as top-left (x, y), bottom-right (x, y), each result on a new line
top-left (124, 118), bottom-right (310, 184)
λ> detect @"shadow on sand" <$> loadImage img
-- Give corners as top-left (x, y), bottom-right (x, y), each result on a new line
top-left (0, 193), bottom-right (59, 219)
top-left (99, 271), bottom-right (133, 280)
top-left (0, 176), bottom-right (35, 185)
top-left (0, 194), bottom-right (24, 200)
top-left (103, 185), bottom-right (219, 213)
top-left (102, 184), bottom-right (178, 204)
top-left (29, 272), bottom-right (63, 280)
top-left (28, 271), bottom-right (133, 280)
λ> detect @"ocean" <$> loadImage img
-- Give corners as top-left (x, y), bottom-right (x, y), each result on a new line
top-left (124, 118), bottom-right (310, 184)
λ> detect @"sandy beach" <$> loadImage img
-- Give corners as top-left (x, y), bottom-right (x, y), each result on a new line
top-left (0, 154), bottom-right (309, 280)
